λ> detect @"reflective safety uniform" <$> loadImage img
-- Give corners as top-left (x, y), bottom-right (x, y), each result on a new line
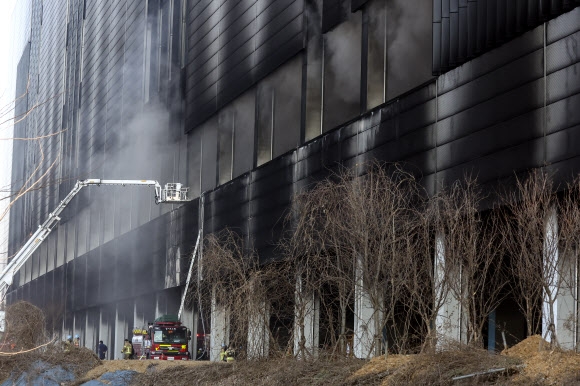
top-left (219, 348), bottom-right (227, 362)
top-left (226, 349), bottom-right (235, 362)
top-left (122, 342), bottom-right (133, 359)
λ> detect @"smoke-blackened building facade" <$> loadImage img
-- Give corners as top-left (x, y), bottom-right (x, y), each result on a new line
top-left (6, 0), bottom-right (580, 358)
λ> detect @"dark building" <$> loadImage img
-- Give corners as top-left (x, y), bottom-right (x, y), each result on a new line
top-left (6, 0), bottom-right (580, 359)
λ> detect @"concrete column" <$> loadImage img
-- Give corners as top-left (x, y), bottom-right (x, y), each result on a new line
top-left (294, 276), bottom-right (319, 359)
top-left (180, 289), bottom-right (197, 359)
top-left (434, 232), bottom-right (466, 345)
top-left (99, 308), bottom-right (111, 359)
top-left (247, 295), bottom-right (270, 359)
top-left (85, 309), bottom-right (97, 352)
top-left (353, 256), bottom-right (381, 359)
top-left (134, 301), bottom-right (145, 330)
top-left (114, 304), bottom-right (128, 360)
top-left (210, 287), bottom-right (229, 361)
top-left (544, 208), bottom-right (577, 348)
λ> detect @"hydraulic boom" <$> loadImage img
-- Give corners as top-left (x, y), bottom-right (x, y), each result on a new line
top-left (0, 179), bottom-right (191, 297)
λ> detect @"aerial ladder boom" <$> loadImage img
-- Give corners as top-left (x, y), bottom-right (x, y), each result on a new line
top-left (0, 179), bottom-right (191, 297)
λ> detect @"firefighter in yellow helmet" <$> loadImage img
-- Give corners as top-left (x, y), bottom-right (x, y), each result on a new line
top-left (219, 344), bottom-right (227, 362)
top-left (122, 339), bottom-right (133, 359)
top-left (225, 346), bottom-right (235, 362)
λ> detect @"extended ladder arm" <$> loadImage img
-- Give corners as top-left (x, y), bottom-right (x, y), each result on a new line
top-left (0, 179), bottom-right (191, 296)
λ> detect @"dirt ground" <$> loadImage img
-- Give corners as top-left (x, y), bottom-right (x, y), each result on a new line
top-left (4, 335), bottom-right (580, 385)
top-left (81, 359), bottom-right (206, 381)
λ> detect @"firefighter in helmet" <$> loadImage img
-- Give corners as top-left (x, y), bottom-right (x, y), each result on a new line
top-left (122, 339), bottom-right (133, 359)
top-left (225, 345), bottom-right (235, 362)
top-left (64, 335), bottom-right (73, 352)
top-left (73, 334), bottom-right (80, 348)
top-left (219, 344), bottom-right (227, 362)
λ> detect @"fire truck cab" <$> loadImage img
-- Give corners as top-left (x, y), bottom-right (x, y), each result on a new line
top-left (148, 315), bottom-right (191, 360)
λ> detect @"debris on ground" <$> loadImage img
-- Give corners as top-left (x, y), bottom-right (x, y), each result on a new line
top-left (3, 326), bottom-right (580, 385)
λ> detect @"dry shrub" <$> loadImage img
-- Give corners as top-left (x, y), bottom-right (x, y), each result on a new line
top-left (385, 342), bottom-right (522, 386)
top-left (4, 301), bottom-right (47, 350)
top-left (0, 301), bottom-right (100, 384)
top-left (0, 342), bottom-right (100, 384)
top-left (45, 345), bottom-right (101, 378)
top-left (132, 358), bottom-right (367, 386)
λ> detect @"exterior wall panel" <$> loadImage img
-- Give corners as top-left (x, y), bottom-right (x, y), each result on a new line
top-left (434, 0), bottom-right (580, 74)
top-left (185, 0), bottom-right (305, 130)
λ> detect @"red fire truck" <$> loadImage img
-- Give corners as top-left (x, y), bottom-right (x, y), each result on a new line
top-left (148, 315), bottom-right (191, 360)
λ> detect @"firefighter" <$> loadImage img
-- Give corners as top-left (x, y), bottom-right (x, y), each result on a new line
top-left (64, 335), bottom-right (73, 352)
top-left (225, 347), bottom-right (235, 363)
top-left (122, 339), bottom-right (133, 359)
top-left (219, 345), bottom-right (227, 362)
top-left (73, 334), bottom-right (80, 348)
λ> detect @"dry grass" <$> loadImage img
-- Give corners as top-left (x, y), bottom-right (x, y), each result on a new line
top-left (4, 301), bottom-right (46, 350)
top-left (131, 358), bottom-right (368, 386)
top-left (5, 335), bottom-right (580, 385)
top-left (381, 343), bottom-right (522, 386)
top-left (0, 301), bottom-right (101, 383)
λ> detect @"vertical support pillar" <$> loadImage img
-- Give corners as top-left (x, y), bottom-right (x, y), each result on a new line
top-left (543, 207), bottom-right (559, 345)
top-left (435, 232), bottom-right (466, 345)
top-left (114, 304), bottom-right (127, 360)
top-left (544, 207), bottom-right (577, 348)
top-left (557, 254), bottom-right (577, 350)
top-left (210, 286), bottom-right (229, 361)
top-left (99, 307), bottom-right (111, 360)
top-left (247, 295), bottom-right (270, 359)
top-left (353, 254), bottom-right (382, 359)
top-left (192, 308), bottom-right (200, 359)
top-left (180, 287), bottom-right (197, 359)
top-left (134, 301), bottom-right (143, 329)
top-left (85, 309), bottom-right (96, 352)
top-left (294, 276), bottom-right (319, 359)
top-left (488, 310), bottom-right (496, 352)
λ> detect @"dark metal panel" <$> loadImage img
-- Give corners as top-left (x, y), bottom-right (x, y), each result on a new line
top-left (450, 0), bottom-right (459, 65)
top-left (546, 61), bottom-right (580, 104)
top-left (437, 137), bottom-right (544, 185)
top-left (546, 30), bottom-right (580, 74)
top-left (458, 0), bottom-right (468, 61)
top-left (438, 47), bottom-right (543, 120)
top-left (351, 0), bottom-right (368, 12)
top-left (201, 116), bottom-right (219, 192)
top-left (495, 0), bottom-right (506, 42)
top-left (232, 92), bottom-right (257, 178)
top-left (438, 78), bottom-right (544, 145)
top-left (322, 0), bottom-right (345, 33)
top-left (433, 18), bottom-right (442, 74)
top-left (85, 249), bottom-right (100, 307)
top-left (516, 0), bottom-right (528, 33)
top-left (437, 109), bottom-right (543, 171)
top-left (441, 0), bottom-right (450, 70)
top-left (527, 0), bottom-right (539, 25)
top-left (398, 100), bottom-right (437, 137)
top-left (546, 6), bottom-right (580, 44)
top-left (467, 0), bottom-right (477, 57)
top-left (486, 0), bottom-right (497, 48)
top-left (476, 0), bottom-right (487, 54)
top-left (546, 124), bottom-right (580, 164)
top-left (546, 88), bottom-right (580, 134)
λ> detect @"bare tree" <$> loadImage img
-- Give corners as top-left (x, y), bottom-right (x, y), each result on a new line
top-left (281, 174), bottom-right (356, 357)
top-left (502, 169), bottom-right (576, 346)
top-left (548, 173), bottom-right (580, 348)
top-left (191, 229), bottom-right (293, 359)
top-left (440, 177), bottom-right (507, 347)
top-left (282, 162), bottom-right (426, 357)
